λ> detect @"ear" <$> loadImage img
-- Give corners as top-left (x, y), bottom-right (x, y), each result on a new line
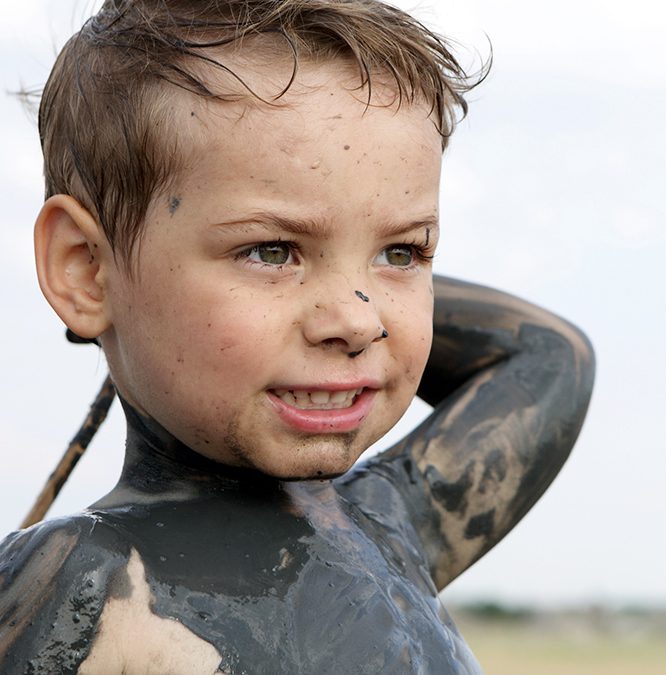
top-left (34, 195), bottom-right (112, 340)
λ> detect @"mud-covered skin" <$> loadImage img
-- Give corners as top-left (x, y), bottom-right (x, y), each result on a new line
top-left (0, 405), bottom-right (481, 674)
top-left (0, 276), bottom-right (594, 673)
top-left (409, 276), bottom-right (595, 588)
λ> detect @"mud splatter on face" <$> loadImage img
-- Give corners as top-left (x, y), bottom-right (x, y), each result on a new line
top-left (169, 197), bottom-right (182, 216)
top-left (355, 291), bottom-right (369, 303)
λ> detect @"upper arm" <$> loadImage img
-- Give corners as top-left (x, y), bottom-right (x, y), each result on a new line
top-left (379, 276), bottom-right (595, 590)
top-left (0, 523), bottom-right (80, 672)
top-left (0, 516), bottom-right (132, 674)
top-left (0, 518), bottom-right (223, 675)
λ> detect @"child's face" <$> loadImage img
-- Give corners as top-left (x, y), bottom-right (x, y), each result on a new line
top-left (101, 62), bottom-right (441, 478)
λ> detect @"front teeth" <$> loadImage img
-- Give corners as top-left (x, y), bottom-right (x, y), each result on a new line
top-left (310, 391), bottom-right (330, 405)
top-left (273, 388), bottom-right (363, 409)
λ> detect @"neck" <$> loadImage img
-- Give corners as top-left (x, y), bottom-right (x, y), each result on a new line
top-left (92, 397), bottom-right (283, 508)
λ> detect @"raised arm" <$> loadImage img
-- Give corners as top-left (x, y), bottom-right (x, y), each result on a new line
top-left (384, 275), bottom-right (595, 590)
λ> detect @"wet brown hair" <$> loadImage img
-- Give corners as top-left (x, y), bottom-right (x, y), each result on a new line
top-left (39, 0), bottom-right (486, 268)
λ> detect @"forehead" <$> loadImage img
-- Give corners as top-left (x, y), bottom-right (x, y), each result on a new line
top-left (149, 58), bottom-right (442, 233)
top-left (176, 55), bottom-right (439, 157)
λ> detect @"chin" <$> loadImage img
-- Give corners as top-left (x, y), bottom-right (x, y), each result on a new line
top-left (254, 434), bottom-right (365, 480)
top-left (259, 456), bottom-right (358, 481)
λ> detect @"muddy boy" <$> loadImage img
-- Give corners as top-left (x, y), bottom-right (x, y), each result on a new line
top-left (0, 1), bottom-right (594, 673)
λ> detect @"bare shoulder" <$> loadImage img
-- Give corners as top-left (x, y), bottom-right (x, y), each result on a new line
top-left (0, 518), bottom-right (81, 659)
top-left (0, 514), bottom-right (224, 674)
top-left (0, 513), bottom-right (125, 673)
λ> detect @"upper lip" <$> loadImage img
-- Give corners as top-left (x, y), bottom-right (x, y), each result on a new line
top-left (268, 380), bottom-right (381, 392)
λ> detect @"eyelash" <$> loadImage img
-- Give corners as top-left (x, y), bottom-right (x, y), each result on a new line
top-left (233, 239), bottom-right (434, 270)
top-left (376, 240), bottom-right (435, 271)
top-left (401, 240), bottom-right (435, 263)
top-left (234, 240), bottom-right (300, 269)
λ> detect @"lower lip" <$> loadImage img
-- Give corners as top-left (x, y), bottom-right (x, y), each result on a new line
top-left (267, 389), bottom-right (377, 434)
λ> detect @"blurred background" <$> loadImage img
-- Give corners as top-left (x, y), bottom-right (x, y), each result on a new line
top-left (1, 1), bottom-right (664, 672)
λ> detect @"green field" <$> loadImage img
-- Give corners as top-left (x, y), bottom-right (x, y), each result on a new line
top-left (453, 608), bottom-right (666, 675)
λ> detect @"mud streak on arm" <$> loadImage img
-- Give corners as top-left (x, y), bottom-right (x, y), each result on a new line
top-left (382, 275), bottom-right (595, 590)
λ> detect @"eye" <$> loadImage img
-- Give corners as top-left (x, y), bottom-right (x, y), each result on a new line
top-left (241, 241), bottom-right (294, 266)
top-left (375, 245), bottom-right (415, 267)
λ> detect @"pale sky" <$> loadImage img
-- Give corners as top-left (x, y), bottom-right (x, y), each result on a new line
top-left (1, 0), bottom-right (664, 608)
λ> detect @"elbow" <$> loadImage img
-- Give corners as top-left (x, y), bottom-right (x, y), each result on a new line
top-left (555, 321), bottom-right (596, 455)
top-left (519, 317), bottom-right (596, 430)
top-left (564, 321), bottom-right (596, 411)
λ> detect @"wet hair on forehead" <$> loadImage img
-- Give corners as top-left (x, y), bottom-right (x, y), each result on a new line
top-left (38, 0), bottom-right (487, 271)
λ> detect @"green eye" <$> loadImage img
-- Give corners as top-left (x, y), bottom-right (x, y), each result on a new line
top-left (251, 242), bottom-right (292, 265)
top-left (379, 245), bottom-right (413, 267)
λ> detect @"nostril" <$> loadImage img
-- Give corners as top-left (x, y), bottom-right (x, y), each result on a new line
top-left (320, 337), bottom-right (348, 349)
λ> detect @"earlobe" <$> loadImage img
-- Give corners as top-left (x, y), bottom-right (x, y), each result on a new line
top-left (34, 195), bottom-right (112, 340)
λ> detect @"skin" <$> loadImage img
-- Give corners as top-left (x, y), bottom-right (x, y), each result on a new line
top-left (384, 275), bottom-right (594, 588)
top-left (0, 61), bottom-right (595, 673)
top-left (97, 62), bottom-right (440, 480)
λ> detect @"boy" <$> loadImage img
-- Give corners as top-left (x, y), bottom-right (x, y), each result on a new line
top-left (0, 1), bottom-right (594, 673)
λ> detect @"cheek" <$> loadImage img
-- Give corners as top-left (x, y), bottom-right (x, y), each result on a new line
top-left (402, 330), bottom-right (432, 390)
top-left (389, 288), bottom-right (433, 385)
top-left (173, 287), bottom-right (292, 389)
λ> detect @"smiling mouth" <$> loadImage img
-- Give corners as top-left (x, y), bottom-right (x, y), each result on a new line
top-left (271, 388), bottom-right (364, 410)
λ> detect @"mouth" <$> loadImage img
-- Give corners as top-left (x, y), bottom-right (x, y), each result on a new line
top-left (271, 388), bottom-right (363, 410)
top-left (267, 386), bottom-right (377, 434)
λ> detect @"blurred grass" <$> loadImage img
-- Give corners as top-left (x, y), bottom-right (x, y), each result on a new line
top-left (453, 606), bottom-right (666, 675)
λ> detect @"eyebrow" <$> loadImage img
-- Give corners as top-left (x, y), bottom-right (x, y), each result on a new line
top-left (210, 212), bottom-right (439, 238)
top-left (374, 215), bottom-right (440, 239)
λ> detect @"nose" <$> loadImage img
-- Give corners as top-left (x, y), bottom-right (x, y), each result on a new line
top-left (301, 275), bottom-right (386, 356)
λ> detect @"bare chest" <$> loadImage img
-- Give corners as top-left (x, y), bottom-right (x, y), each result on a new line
top-left (79, 495), bottom-right (479, 675)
